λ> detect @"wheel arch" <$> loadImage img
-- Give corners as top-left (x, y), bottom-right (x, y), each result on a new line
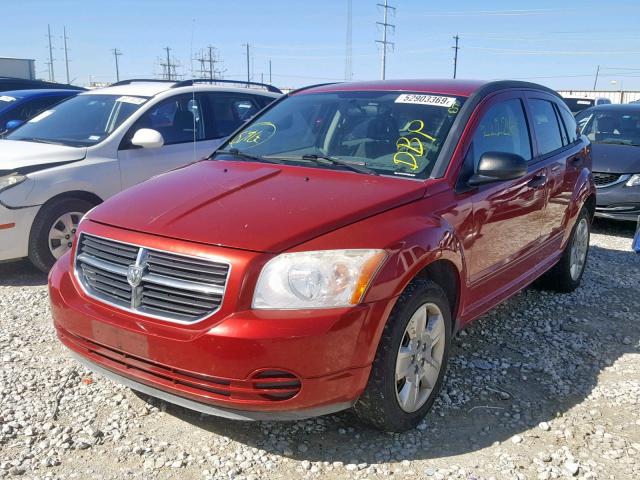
top-left (413, 258), bottom-right (462, 332)
top-left (39, 190), bottom-right (103, 210)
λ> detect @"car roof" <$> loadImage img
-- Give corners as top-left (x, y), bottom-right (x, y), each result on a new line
top-left (587, 103), bottom-right (640, 112)
top-left (0, 88), bottom-right (81, 98)
top-left (81, 82), bottom-right (281, 99)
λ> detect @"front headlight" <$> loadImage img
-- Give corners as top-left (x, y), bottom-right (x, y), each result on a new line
top-left (0, 173), bottom-right (26, 194)
top-left (625, 174), bottom-right (640, 187)
top-left (252, 249), bottom-right (387, 309)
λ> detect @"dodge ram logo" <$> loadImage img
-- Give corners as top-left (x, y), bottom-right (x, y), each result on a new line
top-left (127, 265), bottom-right (144, 288)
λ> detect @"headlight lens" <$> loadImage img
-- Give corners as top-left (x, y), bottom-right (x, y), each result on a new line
top-left (626, 174), bottom-right (640, 187)
top-left (252, 249), bottom-right (387, 309)
top-left (0, 173), bottom-right (26, 194)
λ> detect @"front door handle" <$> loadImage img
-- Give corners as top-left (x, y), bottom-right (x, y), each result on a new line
top-left (527, 174), bottom-right (547, 189)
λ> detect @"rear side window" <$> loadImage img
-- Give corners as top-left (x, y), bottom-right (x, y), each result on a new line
top-left (204, 94), bottom-right (261, 139)
top-left (468, 98), bottom-right (532, 171)
top-left (529, 99), bottom-right (564, 155)
top-left (557, 105), bottom-right (579, 143)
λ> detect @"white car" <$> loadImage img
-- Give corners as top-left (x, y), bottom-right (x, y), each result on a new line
top-left (0, 79), bottom-right (281, 271)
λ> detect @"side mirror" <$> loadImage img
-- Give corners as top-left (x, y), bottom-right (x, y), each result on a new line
top-left (468, 152), bottom-right (528, 186)
top-left (5, 119), bottom-right (24, 131)
top-left (130, 128), bottom-right (164, 149)
top-left (633, 216), bottom-right (640, 254)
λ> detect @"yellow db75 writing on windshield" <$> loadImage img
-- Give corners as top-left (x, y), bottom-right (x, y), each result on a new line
top-left (394, 119), bottom-right (436, 171)
top-left (229, 121), bottom-right (277, 148)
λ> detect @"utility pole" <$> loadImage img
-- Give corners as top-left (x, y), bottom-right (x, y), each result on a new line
top-left (63, 27), bottom-right (70, 84)
top-left (243, 43), bottom-right (251, 85)
top-left (375, 1), bottom-right (395, 80)
top-left (452, 34), bottom-right (460, 79)
top-left (269, 59), bottom-right (272, 84)
top-left (159, 47), bottom-right (178, 80)
top-left (47, 24), bottom-right (55, 82)
top-left (345, 0), bottom-right (353, 81)
top-left (593, 65), bottom-right (600, 90)
top-left (112, 48), bottom-right (122, 82)
top-left (208, 46), bottom-right (215, 80)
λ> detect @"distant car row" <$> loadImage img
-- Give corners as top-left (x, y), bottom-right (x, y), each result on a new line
top-left (0, 78), bottom-right (281, 271)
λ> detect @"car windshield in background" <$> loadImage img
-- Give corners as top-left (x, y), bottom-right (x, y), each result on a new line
top-left (0, 94), bottom-right (21, 115)
top-left (576, 109), bottom-right (640, 146)
top-left (564, 98), bottom-right (594, 114)
top-left (6, 94), bottom-right (148, 147)
top-left (215, 91), bottom-right (465, 179)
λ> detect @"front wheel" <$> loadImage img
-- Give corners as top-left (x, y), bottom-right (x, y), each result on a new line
top-left (354, 279), bottom-right (452, 432)
top-left (28, 198), bottom-right (94, 272)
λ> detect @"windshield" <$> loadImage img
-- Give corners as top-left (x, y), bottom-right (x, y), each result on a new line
top-left (6, 94), bottom-right (148, 147)
top-left (563, 98), bottom-right (594, 114)
top-left (0, 94), bottom-right (21, 115)
top-left (215, 91), bottom-right (465, 179)
top-left (576, 109), bottom-right (640, 146)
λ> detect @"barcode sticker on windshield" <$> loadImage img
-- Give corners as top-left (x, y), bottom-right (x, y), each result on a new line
top-left (395, 94), bottom-right (456, 108)
top-left (28, 110), bottom-right (54, 123)
top-left (116, 96), bottom-right (146, 105)
top-left (0, 95), bottom-right (16, 102)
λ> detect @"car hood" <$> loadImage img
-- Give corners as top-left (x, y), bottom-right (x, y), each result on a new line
top-left (87, 160), bottom-right (426, 253)
top-left (591, 143), bottom-right (640, 174)
top-left (0, 139), bottom-right (86, 175)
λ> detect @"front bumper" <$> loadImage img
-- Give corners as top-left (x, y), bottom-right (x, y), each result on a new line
top-left (595, 183), bottom-right (640, 221)
top-left (0, 202), bottom-right (39, 261)
top-left (50, 245), bottom-right (393, 419)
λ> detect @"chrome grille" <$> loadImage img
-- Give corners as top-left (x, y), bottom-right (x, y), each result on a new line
top-left (593, 172), bottom-right (623, 188)
top-left (75, 234), bottom-right (230, 323)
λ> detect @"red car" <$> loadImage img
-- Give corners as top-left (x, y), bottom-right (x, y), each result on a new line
top-left (49, 80), bottom-right (595, 432)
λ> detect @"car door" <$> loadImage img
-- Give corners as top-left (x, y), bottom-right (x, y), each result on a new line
top-left (118, 93), bottom-right (217, 189)
top-left (525, 92), bottom-right (586, 246)
top-left (459, 91), bottom-right (548, 285)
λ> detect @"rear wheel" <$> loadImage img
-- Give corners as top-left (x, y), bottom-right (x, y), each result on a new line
top-left (537, 208), bottom-right (590, 292)
top-left (28, 198), bottom-right (94, 272)
top-left (354, 279), bottom-right (452, 432)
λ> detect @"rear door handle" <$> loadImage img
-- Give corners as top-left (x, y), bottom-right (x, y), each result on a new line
top-left (528, 174), bottom-right (547, 189)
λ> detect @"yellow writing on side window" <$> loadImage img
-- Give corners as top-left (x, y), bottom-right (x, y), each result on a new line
top-left (230, 121), bottom-right (277, 148)
top-left (394, 120), bottom-right (436, 171)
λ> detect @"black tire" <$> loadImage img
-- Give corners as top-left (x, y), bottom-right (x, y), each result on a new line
top-left (353, 279), bottom-right (452, 432)
top-left (537, 207), bottom-right (591, 293)
top-left (28, 197), bottom-right (94, 272)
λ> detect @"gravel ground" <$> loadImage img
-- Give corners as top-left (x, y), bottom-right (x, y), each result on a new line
top-left (1, 219), bottom-right (639, 480)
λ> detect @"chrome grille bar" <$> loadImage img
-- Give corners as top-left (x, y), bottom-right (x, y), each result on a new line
top-left (74, 233), bottom-right (230, 324)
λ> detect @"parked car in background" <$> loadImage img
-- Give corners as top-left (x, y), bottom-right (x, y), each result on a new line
top-left (50, 79), bottom-right (595, 432)
top-left (576, 104), bottom-right (640, 221)
top-left (563, 96), bottom-right (611, 114)
top-left (0, 79), bottom-right (281, 271)
top-left (0, 89), bottom-right (82, 134)
top-left (0, 76), bottom-right (84, 92)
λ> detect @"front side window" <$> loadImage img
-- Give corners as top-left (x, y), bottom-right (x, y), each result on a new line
top-left (467, 98), bottom-right (532, 172)
top-left (6, 94), bottom-right (147, 147)
top-left (126, 94), bottom-right (205, 146)
top-left (575, 109), bottom-right (640, 146)
top-left (529, 99), bottom-right (564, 155)
top-left (216, 91), bottom-right (465, 179)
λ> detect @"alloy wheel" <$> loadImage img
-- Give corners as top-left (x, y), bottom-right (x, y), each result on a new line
top-left (569, 217), bottom-right (589, 280)
top-left (395, 302), bottom-right (446, 413)
top-left (48, 211), bottom-right (83, 259)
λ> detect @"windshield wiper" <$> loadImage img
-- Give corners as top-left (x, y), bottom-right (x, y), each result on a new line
top-left (301, 154), bottom-right (379, 176)
top-left (214, 148), bottom-right (285, 165)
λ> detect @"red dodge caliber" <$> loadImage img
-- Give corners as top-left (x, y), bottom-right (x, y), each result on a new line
top-left (50, 80), bottom-right (595, 431)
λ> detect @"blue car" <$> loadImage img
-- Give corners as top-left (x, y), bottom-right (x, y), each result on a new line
top-left (0, 89), bottom-right (82, 134)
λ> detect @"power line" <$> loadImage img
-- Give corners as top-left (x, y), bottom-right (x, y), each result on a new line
top-left (345, 0), bottom-right (353, 81)
top-left (112, 48), bottom-right (122, 82)
top-left (46, 24), bottom-right (55, 82)
top-left (452, 34), bottom-right (460, 79)
top-left (375, 0), bottom-right (395, 80)
top-left (63, 26), bottom-right (70, 84)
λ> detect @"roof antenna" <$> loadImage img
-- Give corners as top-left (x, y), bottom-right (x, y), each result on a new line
top-left (189, 18), bottom-right (197, 164)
